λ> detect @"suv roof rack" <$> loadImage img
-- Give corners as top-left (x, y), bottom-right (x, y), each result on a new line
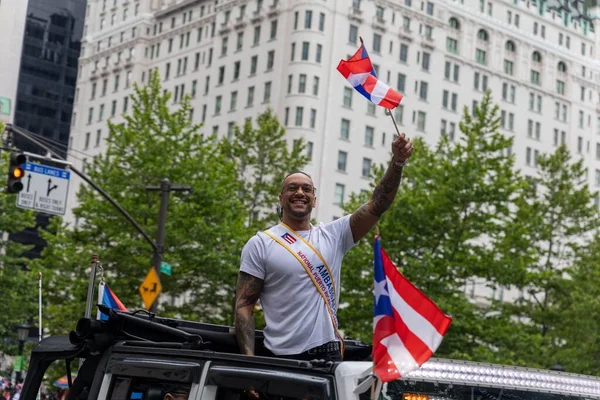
top-left (67, 306), bottom-right (372, 361)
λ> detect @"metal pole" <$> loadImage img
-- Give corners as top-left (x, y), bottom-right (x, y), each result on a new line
top-left (84, 254), bottom-right (99, 319)
top-left (38, 272), bottom-right (42, 342)
top-left (146, 179), bottom-right (191, 312)
top-left (15, 340), bottom-right (24, 384)
top-left (150, 179), bottom-right (170, 312)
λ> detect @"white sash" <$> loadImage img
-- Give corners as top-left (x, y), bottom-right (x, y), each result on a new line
top-left (264, 223), bottom-right (345, 355)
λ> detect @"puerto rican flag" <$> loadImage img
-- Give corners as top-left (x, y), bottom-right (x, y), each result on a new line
top-left (281, 232), bottom-right (296, 244)
top-left (337, 42), bottom-right (403, 109)
top-left (372, 236), bottom-right (452, 382)
top-left (97, 282), bottom-right (128, 320)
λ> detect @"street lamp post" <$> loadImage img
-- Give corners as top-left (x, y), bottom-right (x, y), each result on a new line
top-left (15, 324), bottom-right (29, 384)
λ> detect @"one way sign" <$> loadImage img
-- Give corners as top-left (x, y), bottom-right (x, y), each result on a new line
top-left (16, 162), bottom-right (71, 216)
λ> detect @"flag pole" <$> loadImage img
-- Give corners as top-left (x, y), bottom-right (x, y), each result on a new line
top-left (371, 227), bottom-right (380, 400)
top-left (38, 272), bottom-right (42, 342)
top-left (357, 36), bottom-right (404, 141)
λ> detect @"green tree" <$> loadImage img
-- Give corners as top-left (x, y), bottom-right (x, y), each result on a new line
top-left (339, 92), bottom-right (531, 363)
top-left (555, 234), bottom-right (600, 374)
top-left (34, 71), bottom-right (249, 335)
top-left (0, 127), bottom-right (38, 355)
top-left (219, 109), bottom-right (308, 230)
top-left (503, 145), bottom-right (599, 369)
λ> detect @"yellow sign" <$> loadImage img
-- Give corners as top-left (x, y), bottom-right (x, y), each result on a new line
top-left (138, 267), bottom-right (162, 310)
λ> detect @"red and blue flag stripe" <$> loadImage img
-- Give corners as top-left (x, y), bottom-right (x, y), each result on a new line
top-left (337, 44), bottom-right (403, 109)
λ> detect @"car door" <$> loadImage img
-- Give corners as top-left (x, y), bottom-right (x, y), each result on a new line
top-left (199, 361), bottom-right (336, 400)
top-left (96, 355), bottom-right (205, 400)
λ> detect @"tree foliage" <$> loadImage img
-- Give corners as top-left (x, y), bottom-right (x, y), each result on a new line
top-left (33, 72), bottom-right (249, 334)
top-left (0, 125), bottom-right (38, 359)
top-left (339, 91), bottom-right (600, 372)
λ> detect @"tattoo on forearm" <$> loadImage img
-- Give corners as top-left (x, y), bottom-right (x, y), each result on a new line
top-left (235, 272), bottom-right (264, 355)
top-left (236, 313), bottom-right (256, 354)
top-left (369, 164), bottom-right (403, 217)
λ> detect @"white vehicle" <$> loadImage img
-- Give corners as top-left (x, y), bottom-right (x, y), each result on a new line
top-left (21, 309), bottom-right (600, 399)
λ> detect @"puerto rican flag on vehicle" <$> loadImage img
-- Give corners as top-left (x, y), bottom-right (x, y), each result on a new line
top-left (337, 41), bottom-right (403, 109)
top-left (372, 236), bottom-right (452, 382)
top-left (97, 281), bottom-right (128, 320)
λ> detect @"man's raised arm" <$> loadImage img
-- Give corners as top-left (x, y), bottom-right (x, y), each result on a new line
top-left (234, 271), bottom-right (264, 355)
top-left (349, 132), bottom-right (414, 242)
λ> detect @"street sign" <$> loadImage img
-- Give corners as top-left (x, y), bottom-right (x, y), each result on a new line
top-left (16, 162), bottom-right (71, 216)
top-left (13, 355), bottom-right (24, 372)
top-left (139, 267), bottom-right (162, 310)
top-left (160, 261), bottom-right (172, 276)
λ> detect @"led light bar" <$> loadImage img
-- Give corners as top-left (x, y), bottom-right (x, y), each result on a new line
top-left (401, 358), bottom-right (600, 397)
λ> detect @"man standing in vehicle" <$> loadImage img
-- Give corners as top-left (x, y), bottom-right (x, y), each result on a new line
top-left (235, 133), bottom-right (414, 361)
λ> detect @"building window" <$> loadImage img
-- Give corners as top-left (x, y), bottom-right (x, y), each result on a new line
top-left (337, 151), bottom-right (347, 171)
top-left (504, 60), bottom-right (513, 76)
top-left (270, 19), bottom-right (278, 39)
top-left (395, 105), bottom-right (404, 124)
top-left (417, 111), bottom-right (426, 131)
top-left (316, 44), bottom-right (322, 63)
top-left (334, 184), bottom-right (345, 204)
top-left (397, 73), bottom-right (406, 92)
top-left (446, 37), bottom-right (458, 54)
top-left (313, 76), bottom-right (320, 95)
top-left (298, 74), bottom-right (307, 93)
top-left (306, 141), bottom-right (313, 161)
top-left (556, 80), bottom-right (565, 95)
top-left (531, 70), bottom-right (540, 85)
top-left (349, 24), bottom-right (358, 44)
top-left (301, 42), bottom-right (310, 60)
top-left (476, 49), bottom-right (486, 65)
top-left (267, 50), bottom-right (275, 70)
top-left (230, 91), bottom-right (238, 111)
top-left (419, 81), bottom-right (428, 100)
top-left (264, 81), bottom-right (272, 103)
top-left (247, 86), bottom-right (255, 107)
top-left (84, 132), bottom-right (90, 149)
top-left (362, 158), bottom-right (372, 177)
top-left (305, 10), bottom-right (313, 29)
top-left (250, 55), bottom-right (258, 74)
top-left (319, 12), bottom-right (325, 31)
top-left (310, 109), bottom-right (317, 128)
top-left (253, 26), bottom-right (261, 46)
top-left (365, 126), bottom-right (374, 146)
top-left (399, 44), bottom-right (409, 63)
top-left (295, 106), bottom-right (304, 126)
top-left (95, 129), bottom-right (102, 147)
top-left (215, 95), bottom-right (222, 114)
top-left (373, 34), bottom-right (382, 53)
top-left (340, 119), bottom-right (350, 139)
top-left (421, 52), bottom-right (430, 70)
top-left (343, 87), bottom-right (353, 107)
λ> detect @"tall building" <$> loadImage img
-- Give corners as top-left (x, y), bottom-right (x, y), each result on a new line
top-left (69, 0), bottom-right (600, 299)
top-left (0, 0), bottom-right (87, 258)
top-left (69, 0), bottom-right (600, 226)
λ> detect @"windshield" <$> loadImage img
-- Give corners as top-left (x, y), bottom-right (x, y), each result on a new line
top-left (372, 381), bottom-right (595, 400)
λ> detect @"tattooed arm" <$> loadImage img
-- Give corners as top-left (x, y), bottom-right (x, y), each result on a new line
top-left (235, 271), bottom-right (264, 356)
top-left (349, 132), bottom-right (414, 242)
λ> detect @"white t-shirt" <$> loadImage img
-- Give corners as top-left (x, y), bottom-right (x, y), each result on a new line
top-left (240, 215), bottom-right (356, 355)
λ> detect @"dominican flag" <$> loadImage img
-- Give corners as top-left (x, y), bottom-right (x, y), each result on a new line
top-left (97, 282), bottom-right (127, 320)
top-left (372, 236), bottom-right (452, 382)
top-left (337, 42), bottom-right (403, 109)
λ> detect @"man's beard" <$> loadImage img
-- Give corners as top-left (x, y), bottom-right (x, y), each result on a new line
top-left (286, 204), bottom-right (313, 219)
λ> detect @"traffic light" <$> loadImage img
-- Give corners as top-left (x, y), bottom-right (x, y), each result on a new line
top-left (7, 152), bottom-right (26, 193)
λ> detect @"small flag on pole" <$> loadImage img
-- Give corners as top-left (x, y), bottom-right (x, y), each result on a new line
top-left (97, 282), bottom-right (127, 320)
top-left (337, 41), bottom-right (403, 109)
top-left (372, 236), bottom-right (452, 382)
